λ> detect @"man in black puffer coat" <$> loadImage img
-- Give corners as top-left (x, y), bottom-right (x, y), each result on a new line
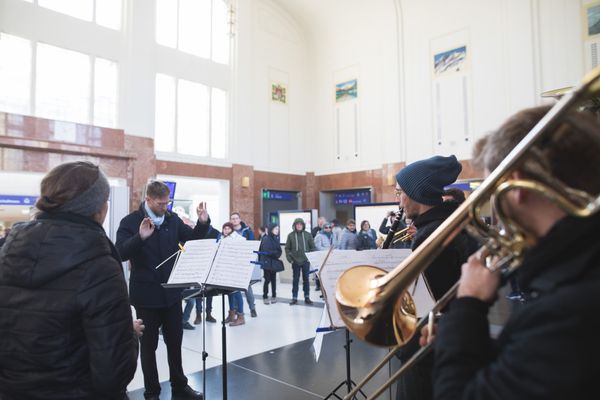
top-left (393, 155), bottom-right (472, 400)
top-left (0, 162), bottom-right (138, 400)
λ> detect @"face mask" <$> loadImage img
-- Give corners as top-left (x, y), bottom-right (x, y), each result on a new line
top-left (144, 202), bottom-right (165, 227)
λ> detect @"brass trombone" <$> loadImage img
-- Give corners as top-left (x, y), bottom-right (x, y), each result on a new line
top-left (335, 66), bottom-right (600, 399)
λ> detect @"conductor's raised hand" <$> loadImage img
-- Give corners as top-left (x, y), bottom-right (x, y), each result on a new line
top-left (139, 217), bottom-right (155, 240)
top-left (196, 201), bottom-right (209, 223)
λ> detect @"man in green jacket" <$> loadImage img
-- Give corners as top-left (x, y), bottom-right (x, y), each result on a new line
top-left (285, 218), bottom-right (317, 305)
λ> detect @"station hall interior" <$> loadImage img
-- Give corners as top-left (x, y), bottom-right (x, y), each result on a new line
top-left (0, 0), bottom-right (595, 399)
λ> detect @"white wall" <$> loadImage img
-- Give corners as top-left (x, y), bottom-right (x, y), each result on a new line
top-left (232, 0), bottom-right (312, 174)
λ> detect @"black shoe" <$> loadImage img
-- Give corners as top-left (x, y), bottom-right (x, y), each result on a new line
top-left (172, 385), bottom-right (203, 399)
top-left (305, 298), bottom-right (314, 305)
top-left (289, 299), bottom-right (298, 306)
top-left (250, 309), bottom-right (257, 317)
top-left (182, 321), bottom-right (195, 330)
top-left (205, 313), bottom-right (217, 323)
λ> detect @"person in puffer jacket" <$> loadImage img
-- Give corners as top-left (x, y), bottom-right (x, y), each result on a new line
top-left (0, 161), bottom-right (139, 400)
top-left (284, 218), bottom-right (316, 305)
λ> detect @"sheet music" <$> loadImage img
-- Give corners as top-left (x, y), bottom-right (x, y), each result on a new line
top-left (306, 250), bottom-right (330, 271)
top-left (167, 239), bottom-right (218, 285)
top-left (206, 240), bottom-right (260, 289)
top-left (318, 249), bottom-right (434, 328)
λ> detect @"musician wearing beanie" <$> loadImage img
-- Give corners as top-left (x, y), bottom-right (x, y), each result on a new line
top-left (393, 155), bottom-right (472, 400)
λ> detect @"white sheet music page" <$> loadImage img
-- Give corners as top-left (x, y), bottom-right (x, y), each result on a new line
top-left (167, 239), bottom-right (218, 285)
top-left (306, 250), bottom-right (330, 272)
top-left (319, 249), bottom-right (417, 328)
top-left (206, 240), bottom-right (260, 289)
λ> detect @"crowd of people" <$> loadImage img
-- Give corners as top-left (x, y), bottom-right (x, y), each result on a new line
top-left (1, 102), bottom-right (599, 399)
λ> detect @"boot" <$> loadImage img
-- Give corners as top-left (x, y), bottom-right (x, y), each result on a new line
top-left (224, 310), bottom-right (236, 323)
top-left (205, 312), bottom-right (217, 323)
top-left (229, 313), bottom-right (245, 326)
top-left (193, 312), bottom-right (202, 325)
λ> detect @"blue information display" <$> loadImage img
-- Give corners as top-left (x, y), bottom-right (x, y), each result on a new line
top-left (163, 181), bottom-right (176, 211)
top-left (0, 195), bottom-right (38, 206)
top-left (262, 190), bottom-right (296, 201)
top-left (334, 189), bottom-right (371, 205)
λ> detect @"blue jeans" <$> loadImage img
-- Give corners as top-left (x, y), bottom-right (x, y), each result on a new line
top-left (182, 293), bottom-right (213, 322)
top-left (292, 261), bottom-right (310, 299)
top-left (227, 291), bottom-right (244, 314)
top-left (245, 285), bottom-right (256, 311)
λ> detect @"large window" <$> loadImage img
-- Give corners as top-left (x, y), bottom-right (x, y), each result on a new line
top-left (155, 73), bottom-right (228, 159)
top-left (156, 0), bottom-right (230, 64)
top-left (30, 0), bottom-right (123, 30)
top-left (0, 33), bottom-right (119, 128)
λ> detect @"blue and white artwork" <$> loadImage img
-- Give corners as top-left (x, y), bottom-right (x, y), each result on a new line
top-left (335, 79), bottom-right (358, 102)
top-left (588, 4), bottom-right (600, 37)
top-left (433, 46), bottom-right (467, 77)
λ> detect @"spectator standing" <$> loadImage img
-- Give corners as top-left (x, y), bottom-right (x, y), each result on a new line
top-left (356, 220), bottom-right (377, 250)
top-left (230, 212), bottom-right (259, 318)
top-left (331, 218), bottom-right (343, 248)
top-left (218, 222), bottom-right (247, 327)
top-left (285, 218), bottom-right (316, 305)
top-left (314, 221), bottom-right (334, 250)
top-left (258, 223), bottom-right (284, 304)
top-left (311, 216), bottom-right (326, 237)
top-left (338, 219), bottom-right (359, 250)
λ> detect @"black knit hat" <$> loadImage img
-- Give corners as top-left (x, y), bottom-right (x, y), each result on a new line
top-left (395, 155), bottom-right (462, 206)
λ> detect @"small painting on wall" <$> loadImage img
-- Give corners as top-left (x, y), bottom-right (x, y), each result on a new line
top-left (433, 46), bottom-right (467, 77)
top-left (271, 83), bottom-right (287, 104)
top-left (335, 79), bottom-right (358, 103)
top-left (585, 2), bottom-right (600, 39)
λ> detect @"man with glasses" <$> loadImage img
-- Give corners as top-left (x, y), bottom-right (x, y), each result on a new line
top-left (116, 181), bottom-right (211, 400)
top-left (393, 155), bottom-right (471, 400)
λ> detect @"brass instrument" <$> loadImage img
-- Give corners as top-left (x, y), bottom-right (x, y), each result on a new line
top-left (336, 66), bottom-right (600, 399)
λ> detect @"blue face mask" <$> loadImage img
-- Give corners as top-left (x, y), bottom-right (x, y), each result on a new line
top-left (144, 202), bottom-right (165, 227)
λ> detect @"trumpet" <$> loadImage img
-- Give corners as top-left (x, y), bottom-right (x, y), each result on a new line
top-left (335, 66), bottom-right (600, 399)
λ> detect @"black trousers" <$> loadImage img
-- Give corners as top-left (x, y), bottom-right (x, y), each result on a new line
top-left (263, 269), bottom-right (277, 298)
top-left (395, 331), bottom-right (433, 400)
top-left (135, 302), bottom-right (188, 396)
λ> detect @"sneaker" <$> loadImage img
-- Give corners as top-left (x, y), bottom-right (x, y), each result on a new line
top-left (263, 298), bottom-right (270, 305)
top-left (250, 309), bottom-right (257, 318)
top-left (182, 321), bottom-right (195, 330)
top-left (289, 299), bottom-right (298, 306)
top-left (304, 298), bottom-right (314, 305)
top-left (270, 298), bottom-right (277, 304)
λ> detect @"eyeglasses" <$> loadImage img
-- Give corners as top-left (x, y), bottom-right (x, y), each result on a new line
top-left (394, 188), bottom-right (404, 197)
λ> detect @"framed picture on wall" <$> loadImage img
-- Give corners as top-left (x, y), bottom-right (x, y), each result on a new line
top-left (433, 45), bottom-right (467, 78)
top-left (584, 2), bottom-right (600, 40)
top-left (271, 82), bottom-right (287, 104)
top-left (335, 79), bottom-right (358, 103)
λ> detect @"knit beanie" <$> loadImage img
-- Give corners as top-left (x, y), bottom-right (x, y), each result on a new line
top-left (395, 155), bottom-right (462, 206)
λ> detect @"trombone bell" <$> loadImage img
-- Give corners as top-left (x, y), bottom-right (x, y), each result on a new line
top-left (336, 265), bottom-right (417, 347)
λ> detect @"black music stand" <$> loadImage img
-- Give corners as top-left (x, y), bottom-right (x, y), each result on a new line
top-left (324, 328), bottom-right (367, 400)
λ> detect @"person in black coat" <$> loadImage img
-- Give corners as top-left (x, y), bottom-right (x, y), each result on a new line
top-left (393, 154), bottom-right (471, 400)
top-left (116, 181), bottom-right (212, 400)
top-left (259, 223), bottom-right (284, 304)
top-left (0, 161), bottom-right (140, 400)
top-left (428, 105), bottom-right (600, 399)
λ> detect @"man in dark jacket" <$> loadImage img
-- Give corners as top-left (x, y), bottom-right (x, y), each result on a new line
top-left (393, 154), bottom-right (471, 400)
top-left (285, 217), bottom-right (317, 305)
top-left (431, 105), bottom-right (600, 399)
top-left (230, 212), bottom-right (259, 317)
top-left (116, 181), bottom-right (211, 400)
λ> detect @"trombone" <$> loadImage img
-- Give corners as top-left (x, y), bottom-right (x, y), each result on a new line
top-left (336, 66), bottom-right (600, 399)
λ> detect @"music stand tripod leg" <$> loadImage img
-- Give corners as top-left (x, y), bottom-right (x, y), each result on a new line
top-left (201, 287), bottom-right (207, 399)
top-left (323, 329), bottom-right (367, 400)
top-left (221, 292), bottom-right (228, 400)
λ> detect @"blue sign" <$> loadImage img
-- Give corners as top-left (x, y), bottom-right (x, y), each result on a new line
top-left (262, 190), bottom-right (296, 201)
top-left (163, 181), bottom-right (177, 199)
top-left (334, 190), bottom-right (371, 205)
top-left (0, 195), bottom-right (38, 206)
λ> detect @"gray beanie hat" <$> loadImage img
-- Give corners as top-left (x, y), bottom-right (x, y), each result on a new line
top-left (395, 155), bottom-right (462, 206)
top-left (56, 170), bottom-right (110, 216)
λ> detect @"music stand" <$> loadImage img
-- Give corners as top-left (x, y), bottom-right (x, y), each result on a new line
top-left (323, 328), bottom-right (367, 400)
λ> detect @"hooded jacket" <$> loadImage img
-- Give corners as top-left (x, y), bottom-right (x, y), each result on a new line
top-left (259, 224), bottom-right (283, 271)
top-left (0, 212), bottom-right (138, 400)
top-left (284, 218), bottom-right (316, 265)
